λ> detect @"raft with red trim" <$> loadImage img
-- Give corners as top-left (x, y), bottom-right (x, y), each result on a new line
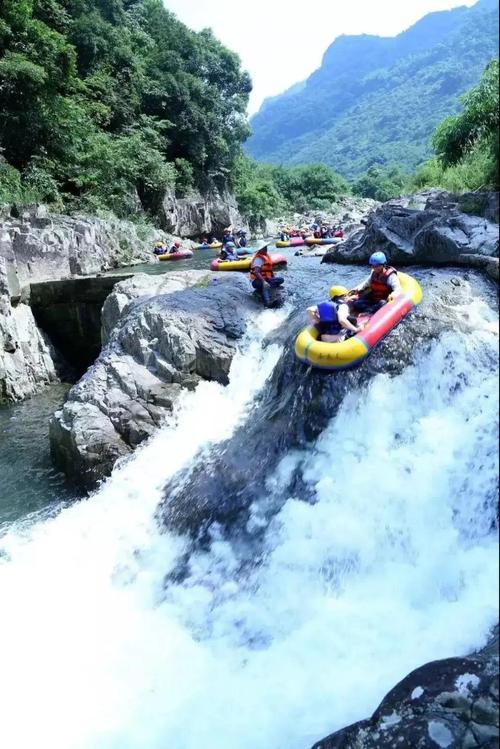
top-left (210, 254), bottom-right (288, 272)
top-left (158, 249), bottom-right (194, 261)
top-left (295, 272), bottom-right (422, 370)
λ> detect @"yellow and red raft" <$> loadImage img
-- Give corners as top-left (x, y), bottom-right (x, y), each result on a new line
top-left (295, 272), bottom-right (423, 370)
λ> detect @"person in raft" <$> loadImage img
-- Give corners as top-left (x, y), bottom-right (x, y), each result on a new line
top-left (307, 287), bottom-right (363, 342)
top-left (249, 240), bottom-right (284, 306)
top-left (348, 252), bottom-right (401, 313)
top-left (153, 240), bottom-right (167, 255)
top-left (222, 227), bottom-right (236, 246)
top-left (219, 241), bottom-right (239, 261)
top-left (237, 230), bottom-right (248, 248)
top-left (168, 241), bottom-right (183, 254)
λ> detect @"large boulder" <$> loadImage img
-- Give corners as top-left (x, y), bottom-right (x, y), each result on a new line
top-left (50, 272), bottom-right (257, 488)
top-left (322, 192), bottom-right (499, 274)
top-left (312, 627), bottom-right (499, 749)
top-left (0, 257), bottom-right (58, 402)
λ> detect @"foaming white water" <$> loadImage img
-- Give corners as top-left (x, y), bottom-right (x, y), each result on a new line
top-left (0, 310), bottom-right (285, 749)
top-left (0, 317), bottom-right (498, 749)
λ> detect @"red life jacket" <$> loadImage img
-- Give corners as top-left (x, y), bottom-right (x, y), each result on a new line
top-left (369, 266), bottom-right (397, 302)
top-left (250, 251), bottom-right (274, 281)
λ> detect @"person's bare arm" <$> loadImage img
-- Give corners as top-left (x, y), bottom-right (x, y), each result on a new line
top-left (338, 304), bottom-right (362, 333)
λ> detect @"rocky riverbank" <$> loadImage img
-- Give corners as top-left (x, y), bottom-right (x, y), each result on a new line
top-left (1, 189), bottom-right (498, 407)
top-left (323, 190), bottom-right (499, 280)
top-left (49, 271), bottom-right (258, 489)
top-left (0, 257), bottom-right (59, 402)
top-left (0, 185), bottom-right (247, 403)
top-left (264, 195), bottom-right (379, 239)
top-left (0, 207), bottom-right (165, 403)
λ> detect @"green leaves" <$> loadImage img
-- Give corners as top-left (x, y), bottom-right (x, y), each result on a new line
top-left (233, 155), bottom-right (350, 222)
top-left (352, 166), bottom-right (406, 202)
top-left (0, 0), bottom-right (252, 217)
top-left (0, 51), bottom-right (47, 88)
top-left (433, 59), bottom-right (499, 168)
top-left (248, 2), bottom-right (499, 179)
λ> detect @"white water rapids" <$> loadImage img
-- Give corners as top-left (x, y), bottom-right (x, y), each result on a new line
top-left (0, 302), bottom-right (498, 749)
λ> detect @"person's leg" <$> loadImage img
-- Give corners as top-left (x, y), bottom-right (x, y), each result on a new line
top-left (252, 278), bottom-right (271, 306)
top-left (269, 277), bottom-right (284, 288)
top-left (353, 292), bottom-right (387, 312)
top-left (321, 332), bottom-right (344, 342)
top-left (350, 297), bottom-right (371, 312)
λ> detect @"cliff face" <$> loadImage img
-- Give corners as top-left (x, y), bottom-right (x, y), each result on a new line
top-left (159, 187), bottom-right (248, 238)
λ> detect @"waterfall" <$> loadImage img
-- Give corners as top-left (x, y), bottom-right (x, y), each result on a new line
top-left (0, 301), bottom-right (497, 749)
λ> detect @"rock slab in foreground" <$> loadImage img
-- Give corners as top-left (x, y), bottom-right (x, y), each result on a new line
top-left (322, 190), bottom-right (499, 279)
top-left (50, 272), bottom-right (256, 489)
top-left (312, 627), bottom-right (499, 749)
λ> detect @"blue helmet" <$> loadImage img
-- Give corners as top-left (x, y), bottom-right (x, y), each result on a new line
top-left (226, 241), bottom-right (236, 249)
top-left (369, 251), bottom-right (387, 266)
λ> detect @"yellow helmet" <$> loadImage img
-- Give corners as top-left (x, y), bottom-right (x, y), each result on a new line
top-left (329, 285), bottom-right (349, 300)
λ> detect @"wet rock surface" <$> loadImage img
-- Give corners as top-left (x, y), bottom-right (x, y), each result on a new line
top-left (159, 267), bottom-right (498, 539)
top-left (322, 191), bottom-right (499, 279)
top-left (311, 627), bottom-right (499, 749)
top-left (49, 273), bottom-right (257, 489)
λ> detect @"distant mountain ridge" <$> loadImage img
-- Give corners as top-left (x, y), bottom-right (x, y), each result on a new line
top-left (247, 0), bottom-right (499, 177)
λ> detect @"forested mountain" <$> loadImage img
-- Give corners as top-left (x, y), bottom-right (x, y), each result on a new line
top-left (247, 0), bottom-right (499, 178)
top-left (0, 0), bottom-right (251, 216)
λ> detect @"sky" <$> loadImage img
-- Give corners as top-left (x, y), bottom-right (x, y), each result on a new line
top-left (164, 0), bottom-right (477, 114)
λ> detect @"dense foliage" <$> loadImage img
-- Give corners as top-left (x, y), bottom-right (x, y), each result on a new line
top-left (247, 0), bottom-right (499, 179)
top-left (351, 167), bottom-right (406, 203)
top-left (0, 0), bottom-right (251, 216)
top-left (233, 157), bottom-right (349, 222)
top-left (431, 59), bottom-right (499, 186)
top-left (350, 59), bottom-right (499, 200)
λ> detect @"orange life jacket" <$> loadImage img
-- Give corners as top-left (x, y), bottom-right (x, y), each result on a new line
top-left (250, 251), bottom-right (274, 281)
top-left (370, 266), bottom-right (397, 302)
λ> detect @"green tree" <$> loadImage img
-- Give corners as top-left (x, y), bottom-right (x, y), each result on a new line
top-left (0, 0), bottom-right (252, 216)
top-left (352, 166), bottom-right (406, 201)
top-left (433, 59), bottom-right (499, 167)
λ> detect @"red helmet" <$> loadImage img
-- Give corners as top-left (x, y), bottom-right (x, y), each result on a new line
top-left (175, 241), bottom-right (181, 248)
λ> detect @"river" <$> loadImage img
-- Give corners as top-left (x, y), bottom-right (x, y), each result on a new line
top-left (0, 255), bottom-right (498, 749)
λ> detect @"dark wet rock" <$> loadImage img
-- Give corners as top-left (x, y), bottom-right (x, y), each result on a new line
top-left (159, 268), bottom-right (497, 539)
top-left (311, 626), bottom-right (499, 749)
top-left (50, 273), bottom-right (257, 489)
top-left (322, 192), bottom-right (499, 277)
